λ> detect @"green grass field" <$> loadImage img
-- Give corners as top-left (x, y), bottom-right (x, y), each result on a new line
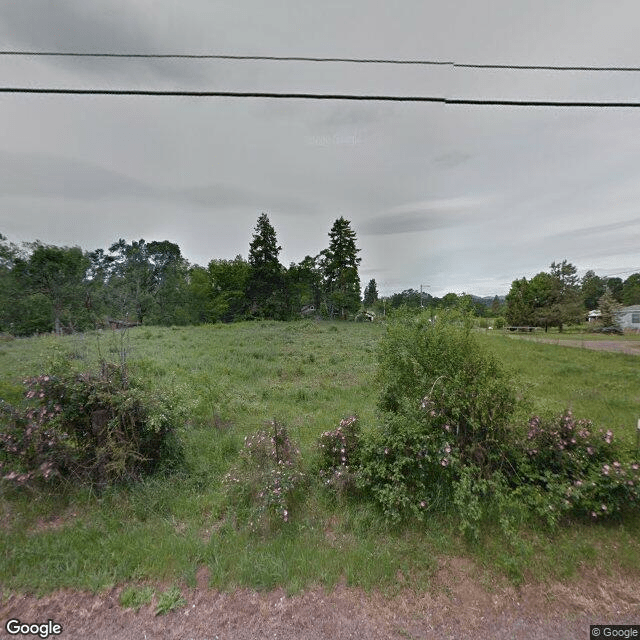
top-left (1, 321), bottom-right (639, 595)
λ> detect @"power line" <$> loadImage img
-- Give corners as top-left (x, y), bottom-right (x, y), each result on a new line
top-left (1, 50), bottom-right (640, 72)
top-left (2, 87), bottom-right (640, 107)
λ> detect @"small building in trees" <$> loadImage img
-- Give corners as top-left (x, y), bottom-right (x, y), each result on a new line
top-left (587, 309), bottom-right (602, 323)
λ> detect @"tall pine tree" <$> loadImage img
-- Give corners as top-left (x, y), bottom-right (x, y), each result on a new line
top-left (322, 217), bottom-right (361, 319)
top-left (247, 213), bottom-right (285, 318)
top-left (363, 278), bottom-right (378, 306)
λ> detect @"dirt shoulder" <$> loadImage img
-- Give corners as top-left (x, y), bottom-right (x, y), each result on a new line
top-left (2, 559), bottom-right (639, 639)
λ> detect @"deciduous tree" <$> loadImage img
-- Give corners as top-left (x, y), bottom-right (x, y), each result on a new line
top-left (15, 243), bottom-right (89, 334)
top-left (581, 270), bottom-right (606, 310)
top-left (622, 273), bottom-right (640, 305)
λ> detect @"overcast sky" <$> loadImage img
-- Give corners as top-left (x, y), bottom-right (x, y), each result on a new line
top-left (1, 1), bottom-right (640, 297)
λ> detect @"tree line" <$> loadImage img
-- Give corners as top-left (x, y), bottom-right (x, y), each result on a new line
top-left (0, 215), bottom-right (363, 336)
top-left (3, 215), bottom-right (639, 336)
top-left (504, 260), bottom-right (640, 332)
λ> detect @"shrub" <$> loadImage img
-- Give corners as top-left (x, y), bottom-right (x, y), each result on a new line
top-left (0, 361), bottom-right (184, 489)
top-left (317, 415), bottom-right (360, 495)
top-left (376, 309), bottom-right (517, 472)
top-left (224, 421), bottom-right (304, 530)
top-left (513, 410), bottom-right (640, 520)
top-left (355, 308), bottom-right (639, 528)
top-left (357, 410), bottom-right (458, 522)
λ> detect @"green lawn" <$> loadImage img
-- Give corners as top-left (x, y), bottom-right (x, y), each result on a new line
top-left (1, 320), bottom-right (639, 595)
top-left (480, 331), bottom-right (640, 446)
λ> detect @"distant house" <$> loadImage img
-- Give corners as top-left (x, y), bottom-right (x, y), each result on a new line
top-left (300, 305), bottom-right (316, 317)
top-left (616, 306), bottom-right (640, 331)
top-left (587, 309), bottom-right (602, 323)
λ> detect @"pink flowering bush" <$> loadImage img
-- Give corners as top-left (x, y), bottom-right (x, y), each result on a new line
top-left (357, 308), bottom-right (516, 522)
top-left (223, 421), bottom-right (304, 530)
top-left (376, 308), bottom-right (517, 474)
top-left (317, 415), bottom-right (360, 495)
top-left (0, 363), bottom-right (184, 490)
top-left (514, 410), bottom-right (640, 520)
top-left (356, 309), bottom-right (640, 528)
top-left (357, 409), bottom-right (460, 522)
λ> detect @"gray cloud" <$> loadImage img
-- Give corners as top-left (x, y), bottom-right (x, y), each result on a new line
top-left (548, 218), bottom-right (640, 240)
top-left (0, 1), bottom-right (208, 84)
top-left (361, 197), bottom-right (488, 236)
top-left (0, 150), bottom-right (158, 200)
top-left (172, 184), bottom-right (319, 216)
top-left (3, 1), bottom-right (640, 297)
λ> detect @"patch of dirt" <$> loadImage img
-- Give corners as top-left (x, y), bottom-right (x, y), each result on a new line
top-left (2, 561), bottom-right (638, 639)
top-left (30, 510), bottom-right (79, 535)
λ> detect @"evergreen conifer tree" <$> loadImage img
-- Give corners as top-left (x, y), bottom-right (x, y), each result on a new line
top-left (363, 278), bottom-right (378, 306)
top-left (247, 213), bottom-right (284, 317)
top-left (322, 217), bottom-right (361, 319)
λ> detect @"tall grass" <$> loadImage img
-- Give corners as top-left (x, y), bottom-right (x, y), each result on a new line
top-left (1, 320), bottom-right (639, 595)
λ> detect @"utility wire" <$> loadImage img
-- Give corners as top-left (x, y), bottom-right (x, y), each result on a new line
top-left (1, 50), bottom-right (639, 72)
top-left (2, 87), bottom-right (640, 107)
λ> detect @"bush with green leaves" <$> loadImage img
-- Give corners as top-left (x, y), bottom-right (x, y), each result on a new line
top-left (351, 309), bottom-right (640, 529)
top-left (224, 420), bottom-right (304, 529)
top-left (355, 309), bottom-right (518, 522)
top-left (0, 361), bottom-right (184, 489)
top-left (513, 410), bottom-right (640, 521)
top-left (317, 415), bottom-right (360, 494)
top-left (376, 309), bottom-right (517, 472)
top-left (357, 409), bottom-right (458, 522)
